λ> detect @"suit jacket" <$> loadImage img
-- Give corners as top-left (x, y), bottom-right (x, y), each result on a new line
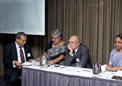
top-left (64, 43), bottom-right (92, 68)
top-left (3, 42), bottom-right (33, 80)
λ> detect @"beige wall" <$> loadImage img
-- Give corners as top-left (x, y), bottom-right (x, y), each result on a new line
top-left (0, 0), bottom-right (122, 73)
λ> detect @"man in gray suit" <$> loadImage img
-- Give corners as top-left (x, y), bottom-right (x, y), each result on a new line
top-left (64, 35), bottom-right (92, 68)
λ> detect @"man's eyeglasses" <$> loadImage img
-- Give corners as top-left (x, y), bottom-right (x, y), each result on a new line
top-left (68, 41), bottom-right (78, 44)
top-left (19, 39), bottom-right (27, 42)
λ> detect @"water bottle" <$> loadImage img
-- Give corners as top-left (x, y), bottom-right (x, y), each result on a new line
top-left (76, 58), bottom-right (81, 67)
top-left (92, 63), bottom-right (101, 74)
top-left (40, 56), bottom-right (48, 67)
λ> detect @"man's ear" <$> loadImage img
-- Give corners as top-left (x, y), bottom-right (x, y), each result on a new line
top-left (16, 38), bottom-right (20, 43)
top-left (78, 42), bottom-right (80, 46)
top-left (16, 38), bottom-right (18, 41)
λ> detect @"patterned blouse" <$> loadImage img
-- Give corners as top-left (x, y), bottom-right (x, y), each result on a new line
top-left (45, 41), bottom-right (66, 63)
top-left (109, 48), bottom-right (122, 67)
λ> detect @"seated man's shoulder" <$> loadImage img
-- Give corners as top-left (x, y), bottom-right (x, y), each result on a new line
top-left (80, 43), bottom-right (89, 49)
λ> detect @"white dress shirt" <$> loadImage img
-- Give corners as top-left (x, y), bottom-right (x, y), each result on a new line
top-left (13, 42), bottom-right (26, 68)
top-left (69, 48), bottom-right (79, 56)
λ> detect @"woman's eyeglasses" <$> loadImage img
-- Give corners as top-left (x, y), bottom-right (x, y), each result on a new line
top-left (114, 41), bottom-right (122, 44)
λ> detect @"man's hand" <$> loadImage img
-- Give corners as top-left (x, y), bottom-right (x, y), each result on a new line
top-left (14, 61), bottom-right (22, 67)
top-left (28, 59), bottom-right (32, 62)
top-left (67, 44), bottom-right (73, 53)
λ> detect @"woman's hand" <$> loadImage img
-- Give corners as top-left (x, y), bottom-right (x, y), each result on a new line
top-left (48, 60), bottom-right (53, 64)
top-left (106, 64), bottom-right (113, 71)
top-left (36, 57), bottom-right (40, 62)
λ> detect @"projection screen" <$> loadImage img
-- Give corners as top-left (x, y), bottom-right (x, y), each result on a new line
top-left (0, 0), bottom-right (45, 35)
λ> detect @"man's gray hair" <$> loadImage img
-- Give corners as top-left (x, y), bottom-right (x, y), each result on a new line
top-left (15, 32), bottom-right (26, 39)
top-left (51, 29), bottom-right (63, 39)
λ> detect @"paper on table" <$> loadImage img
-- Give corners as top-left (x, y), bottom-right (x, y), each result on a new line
top-left (22, 62), bottom-right (32, 66)
top-left (101, 64), bottom-right (107, 72)
top-left (100, 71), bottom-right (114, 79)
top-left (113, 70), bottom-right (122, 76)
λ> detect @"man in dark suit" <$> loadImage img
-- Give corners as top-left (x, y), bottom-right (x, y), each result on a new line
top-left (64, 35), bottom-right (92, 68)
top-left (3, 32), bottom-right (33, 86)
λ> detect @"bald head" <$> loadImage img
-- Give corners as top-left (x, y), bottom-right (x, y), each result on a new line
top-left (68, 35), bottom-right (80, 50)
top-left (69, 35), bottom-right (79, 43)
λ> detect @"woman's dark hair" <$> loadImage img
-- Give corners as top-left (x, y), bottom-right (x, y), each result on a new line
top-left (15, 32), bottom-right (27, 39)
top-left (115, 34), bottom-right (122, 40)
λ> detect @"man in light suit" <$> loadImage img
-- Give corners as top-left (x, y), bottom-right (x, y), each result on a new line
top-left (64, 35), bottom-right (92, 68)
top-left (3, 32), bottom-right (33, 86)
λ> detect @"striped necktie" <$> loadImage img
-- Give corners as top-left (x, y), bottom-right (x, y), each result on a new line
top-left (20, 47), bottom-right (25, 63)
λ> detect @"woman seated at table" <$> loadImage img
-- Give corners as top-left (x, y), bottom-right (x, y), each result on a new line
top-left (36, 29), bottom-right (66, 64)
top-left (106, 34), bottom-right (122, 71)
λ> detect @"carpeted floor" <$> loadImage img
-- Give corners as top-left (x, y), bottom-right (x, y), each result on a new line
top-left (0, 76), bottom-right (11, 86)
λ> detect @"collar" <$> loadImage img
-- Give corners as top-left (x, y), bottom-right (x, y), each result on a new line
top-left (74, 47), bottom-right (79, 53)
top-left (15, 41), bottom-right (20, 48)
top-left (15, 41), bottom-right (24, 48)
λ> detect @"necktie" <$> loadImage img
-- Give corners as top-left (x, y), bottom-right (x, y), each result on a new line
top-left (73, 50), bottom-right (81, 67)
top-left (20, 47), bottom-right (25, 63)
top-left (71, 51), bottom-right (77, 63)
top-left (73, 51), bottom-right (80, 62)
top-left (73, 50), bottom-right (76, 58)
